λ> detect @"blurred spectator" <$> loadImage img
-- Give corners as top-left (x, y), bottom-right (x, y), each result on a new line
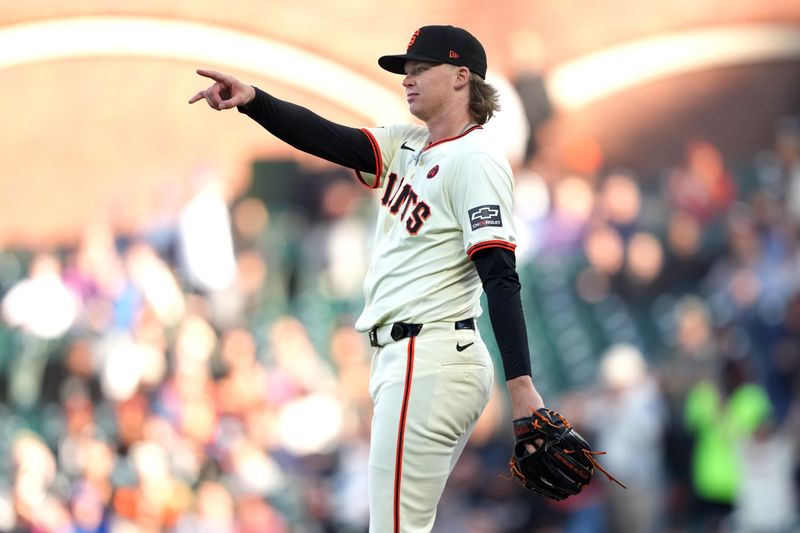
top-left (656, 294), bottom-right (725, 525)
top-left (156, 313), bottom-right (219, 454)
top-left (2, 252), bottom-right (77, 340)
top-left (665, 139), bottom-right (737, 225)
top-left (626, 232), bottom-right (663, 286)
top-left (683, 359), bottom-right (773, 532)
top-left (323, 216), bottom-right (370, 300)
top-left (701, 202), bottom-right (797, 341)
top-left (124, 241), bottom-right (185, 328)
top-left (62, 222), bottom-right (134, 334)
top-left (111, 440), bottom-right (193, 530)
top-left (584, 224), bottom-right (625, 279)
top-left (512, 168), bottom-right (551, 261)
top-left (659, 210), bottom-right (713, 296)
top-left (585, 344), bottom-right (668, 533)
top-left (328, 323), bottom-right (373, 438)
top-left (2, 253), bottom-right (80, 410)
top-left (235, 495), bottom-right (288, 533)
top-left (611, 231), bottom-right (665, 312)
top-left (598, 170), bottom-right (642, 237)
top-left (780, 117), bottom-right (800, 224)
top-left (264, 316), bottom-right (339, 401)
top-left (175, 480), bottom-right (235, 533)
top-left (224, 436), bottom-right (287, 498)
top-left (665, 296), bottom-right (720, 380)
top-left (178, 166), bottom-right (237, 293)
top-left (70, 436), bottom-right (116, 532)
top-left (10, 431), bottom-right (59, 531)
top-left (544, 175), bottom-right (596, 254)
top-left (731, 413), bottom-right (799, 533)
top-left (216, 326), bottom-right (270, 427)
top-left (756, 116), bottom-right (800, 227)
top-left (766, 292), bottom-right (800, 421)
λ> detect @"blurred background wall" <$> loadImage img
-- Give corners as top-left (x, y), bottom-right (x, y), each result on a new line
top-left (1, 0), bottom-right (798, 245)
top-left (1, 1), bottom-right (800, 532)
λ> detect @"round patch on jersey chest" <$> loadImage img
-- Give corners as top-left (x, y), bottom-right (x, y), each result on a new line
top-left (426, 165), bottom-right (440, 179)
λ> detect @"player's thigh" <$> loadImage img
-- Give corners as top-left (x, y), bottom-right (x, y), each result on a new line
top-left (416, 327), bottom-right (494, 461)
top-left (367, 328), bottom-right (493, 461)
top-left (367, 332), bottom-right (493, 530)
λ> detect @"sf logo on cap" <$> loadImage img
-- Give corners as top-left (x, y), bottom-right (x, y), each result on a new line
top-left (407, 29), bottom-right (421, 50)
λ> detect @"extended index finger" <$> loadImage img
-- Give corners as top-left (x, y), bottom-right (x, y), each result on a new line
top-left (196, 69), bottom-right (227, 83)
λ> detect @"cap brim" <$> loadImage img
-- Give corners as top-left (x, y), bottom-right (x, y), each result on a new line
top-left (378, 53), bottom-right (442, 75)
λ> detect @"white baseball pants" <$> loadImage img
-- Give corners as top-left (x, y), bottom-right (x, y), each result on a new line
top-left (367, 320), bottom-right (494, 532)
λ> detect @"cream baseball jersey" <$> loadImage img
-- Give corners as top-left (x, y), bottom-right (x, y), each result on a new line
top-left (353, 122), bottom-right (517, 332)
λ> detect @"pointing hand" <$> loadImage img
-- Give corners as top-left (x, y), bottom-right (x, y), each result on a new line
top-left (188, 69), bottom-right (256, 110)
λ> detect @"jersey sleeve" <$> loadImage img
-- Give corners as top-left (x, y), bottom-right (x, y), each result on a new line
top-left (355, 128), bottom-right (385, 189)
top-left (354, 124), bottom-right (423, 189)
top-left (353, 125), bottom-right (393, 189)
top-left (449, 152), bottom-right (517, 258)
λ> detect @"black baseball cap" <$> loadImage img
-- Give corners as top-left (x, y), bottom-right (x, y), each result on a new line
top-left (378, 25), bottom-right (487, 79)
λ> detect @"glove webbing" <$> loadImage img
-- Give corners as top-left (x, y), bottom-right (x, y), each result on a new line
top-left (521, 408), bottom-right (627, 489)
top-left (577, 449), bottom-right (626, 489)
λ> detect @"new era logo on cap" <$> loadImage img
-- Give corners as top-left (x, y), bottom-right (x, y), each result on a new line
top-left (378, 25), bottom-right (487, 79)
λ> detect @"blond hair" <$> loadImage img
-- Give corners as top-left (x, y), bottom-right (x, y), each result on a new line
top-left (469, 74), bottom-right (500, 125)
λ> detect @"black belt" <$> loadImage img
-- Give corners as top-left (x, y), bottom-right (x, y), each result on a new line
top-left (368, 318), bottom-right (475, 348)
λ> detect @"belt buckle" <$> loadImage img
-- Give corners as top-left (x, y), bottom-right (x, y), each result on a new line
top-left (455, 318), bottom-right (475, 331)
top-left (390, 323), bottom-right (404, 341)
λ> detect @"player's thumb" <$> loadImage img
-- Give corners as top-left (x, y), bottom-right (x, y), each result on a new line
top-left (218, 98), bottom-right (238, 110)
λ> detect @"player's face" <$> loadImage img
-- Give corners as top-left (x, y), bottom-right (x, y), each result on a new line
top-left (402, 61), bottom-right (461, 122)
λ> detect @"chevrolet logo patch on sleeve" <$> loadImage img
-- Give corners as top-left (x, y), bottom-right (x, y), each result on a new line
top-left (468, 205), bottom-right (502, 231)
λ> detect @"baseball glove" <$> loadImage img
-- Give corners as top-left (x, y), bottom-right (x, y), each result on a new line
top-left (507, 408), bottom-right (625, 500)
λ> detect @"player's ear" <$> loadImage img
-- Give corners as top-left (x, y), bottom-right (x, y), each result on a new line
top-left (453, 66), bottom-right (471, 89)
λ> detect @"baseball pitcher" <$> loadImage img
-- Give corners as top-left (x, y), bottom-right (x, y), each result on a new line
top-left (190, 24), bottom-right (620, 533)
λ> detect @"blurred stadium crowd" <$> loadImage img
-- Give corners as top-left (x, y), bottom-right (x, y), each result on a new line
top-left (1, 109), bottom-right (800, 532)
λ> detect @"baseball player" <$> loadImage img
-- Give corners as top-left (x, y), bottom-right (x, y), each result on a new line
top-left (190, 25), bottom-right (546, 532)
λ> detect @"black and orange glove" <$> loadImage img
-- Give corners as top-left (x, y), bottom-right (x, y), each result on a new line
top-left (508, 408), bottom-right (626, 500)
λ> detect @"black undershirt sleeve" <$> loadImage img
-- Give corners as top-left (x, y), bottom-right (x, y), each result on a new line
top-left (237, 87), bottom-right (377, 173)
top-left (472, 247), bottom-right (533, 380)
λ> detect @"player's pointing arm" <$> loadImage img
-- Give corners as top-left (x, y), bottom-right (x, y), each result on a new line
top-left (187, 69), bottom-right (377, 173)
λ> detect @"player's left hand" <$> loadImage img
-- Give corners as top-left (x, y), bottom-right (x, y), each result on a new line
top-left (507, 407), bottom-right (626, 500)
top-left (188, 69), bottom-right (256, 110)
